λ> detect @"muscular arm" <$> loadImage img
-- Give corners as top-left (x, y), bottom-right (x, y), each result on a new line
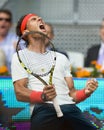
top-left (13, 78), bottom-right (32, 102)
top-left (65, 77), bottom-right (98, 103)
top-left (13, 78), bottom-right (56, 103)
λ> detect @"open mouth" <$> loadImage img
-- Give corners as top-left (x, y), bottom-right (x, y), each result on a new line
top-left (39, 24), bottom-right (46, 32)
top-left (39, 25), bottom-right (45, 29)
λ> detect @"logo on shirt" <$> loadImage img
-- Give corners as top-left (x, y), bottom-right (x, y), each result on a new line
top-left (41, 68), bottom-right (45, 72)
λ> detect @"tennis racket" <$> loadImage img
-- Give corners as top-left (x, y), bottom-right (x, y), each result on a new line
top-left (16, 31), bottom-right (63, 117)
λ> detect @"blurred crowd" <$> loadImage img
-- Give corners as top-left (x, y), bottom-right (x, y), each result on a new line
top-left (0, 9), bottom-right (104, 76)
top-left (0, 9), bottom-right (17, 74)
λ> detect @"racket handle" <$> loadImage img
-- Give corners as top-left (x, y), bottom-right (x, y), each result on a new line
top-left (52, 97), bottom-right (63, 117)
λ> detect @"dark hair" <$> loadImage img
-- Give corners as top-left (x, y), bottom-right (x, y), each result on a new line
top-left (0, 9), bottom-right (12, 22)
top-left (16, 14), bottom-right (27, 37)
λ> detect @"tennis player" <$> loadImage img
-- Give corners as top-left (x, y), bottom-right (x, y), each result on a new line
top-left (11, 13), bottom-right (98, 130)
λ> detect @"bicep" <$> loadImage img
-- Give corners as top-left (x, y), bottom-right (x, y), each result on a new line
top-left (14, 78), bottom-right (28, 92)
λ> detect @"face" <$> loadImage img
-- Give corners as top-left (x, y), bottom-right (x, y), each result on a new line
top-left (0, 13), bottom-right (11, 35)
top-left (100, 21), bottom-right (104, 42)
top-left (26, 15), bottom-right (47, 35)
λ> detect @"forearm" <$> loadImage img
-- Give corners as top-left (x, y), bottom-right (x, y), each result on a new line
top-left (14, 80), bottom-right (56, 103)
top-left (65, 77), bottom-right (81, 102)
top-left (69, 87), bottom-right (90, 103)
top-left (14, 81), bottom-right (43, 103)
top-left (69, 88), bottom-right (78, 102)
top-left (66, 77), bottom-right (98, 103)
top-left (72, 89), bottom-right (90, 103)
top-left (14, 86), bottom-right (32, 102)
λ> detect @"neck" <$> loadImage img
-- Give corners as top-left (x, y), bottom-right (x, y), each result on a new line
top-left (28, 38), bottom-right (46, 53)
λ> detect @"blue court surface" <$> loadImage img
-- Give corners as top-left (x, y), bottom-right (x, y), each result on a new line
top-left (0, 77), bottom-right (104, 129)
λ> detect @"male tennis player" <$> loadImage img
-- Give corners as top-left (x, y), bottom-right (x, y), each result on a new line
top-left (11, 13), bottom-right (98, 130)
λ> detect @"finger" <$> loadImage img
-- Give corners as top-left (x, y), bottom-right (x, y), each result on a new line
top-left (46, 93), bottom-right (56, 97)
top-left (88, 82), bottom-right (98, 89)
top-left (87, 81), bottom-right (98, 87)
top-left (46, 84), bottom-right (55, 88)
top-left (47, 95), bottom-right (56, 100)
top-left (90, 80), bottom-right (98, 85)
top-left (46, 92), bottom-right (56, 100)
top-left (87, 81), bottom-right (98, 86)
top-left (87, 85), bottom-right (97, 91)
top-left (87, 83), bottom-right (98, 89)
top-left (43, 85), bottom-right (54, 91)
top-left (87, 87), bottom-right (96, 93)
top-left (44, 87), bottom-right (56, 94)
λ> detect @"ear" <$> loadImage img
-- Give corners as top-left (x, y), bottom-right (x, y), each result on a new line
top-left (22, 30), bottom-right (30, 41)
top-left (22, 29), bottom-right (29, 36)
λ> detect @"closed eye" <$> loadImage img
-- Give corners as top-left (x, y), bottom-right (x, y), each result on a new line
top-left (31, 18), bottom-right (36, 21)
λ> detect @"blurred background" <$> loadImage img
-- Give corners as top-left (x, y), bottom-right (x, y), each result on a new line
top-left (2, 0), bottom-right (102, 54)
top-left (2, 0), bottom-right (104, 69)
top-left (0, 0), bottom-right (104, 130)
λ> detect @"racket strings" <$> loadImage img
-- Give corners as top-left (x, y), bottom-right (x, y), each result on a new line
top-left (25, 49), bottom-right (54, 77)
top-left (16, 31), bottom-right (56, 78)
